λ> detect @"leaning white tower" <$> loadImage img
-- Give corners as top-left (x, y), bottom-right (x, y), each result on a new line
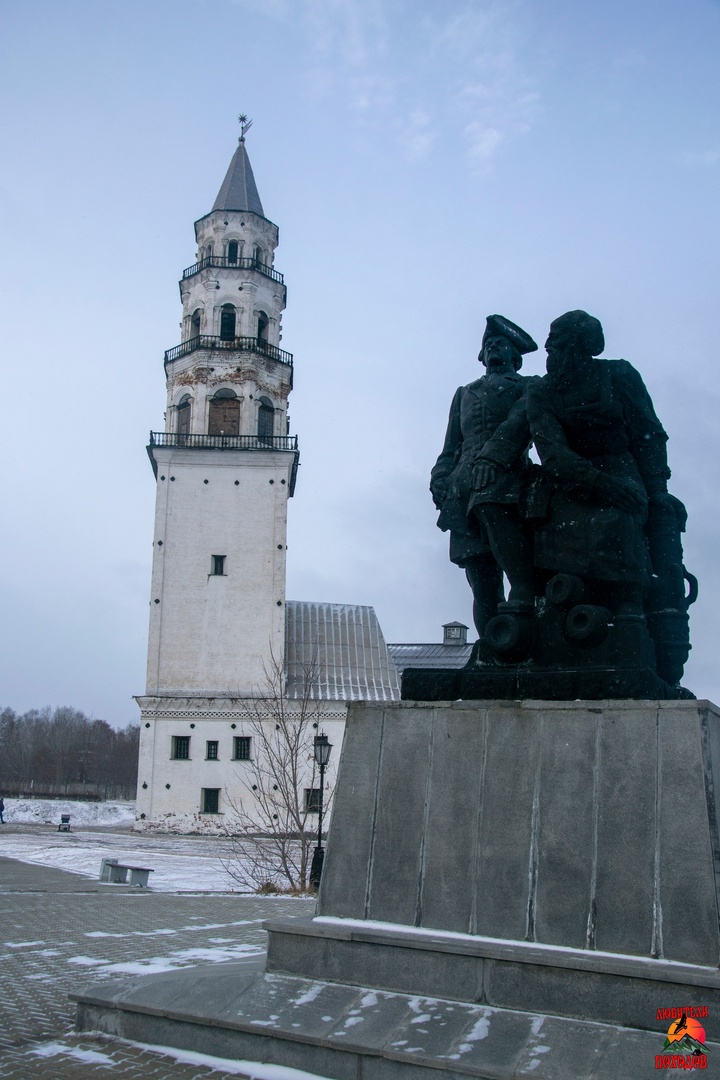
top-left (134, 123), bottom-right (299, 827)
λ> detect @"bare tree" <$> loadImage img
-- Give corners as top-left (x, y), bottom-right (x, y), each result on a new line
top-left (0, 707), bottom-right (139, 799)
top-left (220, 652), bottom-right (334, 894)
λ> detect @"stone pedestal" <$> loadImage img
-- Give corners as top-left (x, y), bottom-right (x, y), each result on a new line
top-left (74, 699), bottom-right (720, 1079)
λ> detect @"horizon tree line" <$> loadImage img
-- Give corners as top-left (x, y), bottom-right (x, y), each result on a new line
top-left (0, 706), bottom-right (139, 801)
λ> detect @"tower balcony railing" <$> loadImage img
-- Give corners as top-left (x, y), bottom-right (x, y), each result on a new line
top-left (164, 335), bottom-right (293, 367)
top-left (181, 255), bottom-right (284, 285)
top-left (149, 432), bottom-right (299, 452)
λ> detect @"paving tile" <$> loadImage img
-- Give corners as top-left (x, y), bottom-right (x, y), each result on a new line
top-left (0, 853), bottom-right (315, 1079)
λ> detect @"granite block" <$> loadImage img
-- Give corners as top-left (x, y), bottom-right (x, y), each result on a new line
top-left (593, 706), bottom-right (657, 956)
top-left (533, 707), bottom-right (597, 949)
top-left (366, 707), bottom-right (434, 925)
top-left (419, 707), bottom-right (484, 934)
top-left (318, 704), bottom-right (385, 919)
top-left (473, 707), bottom-right (540, 940)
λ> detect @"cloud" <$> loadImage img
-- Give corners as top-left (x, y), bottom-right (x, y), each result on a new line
top-left (398, 110), bottom-right (436, 160)
top-left (348, 73), bottom-right (395, 113)
top-left (611, 48), bottom-right (649, 69)
top-left (433, 4), bottom-right (541, 168)
top-left (680, 149), bottom-right (720, 167)
top-left (228, 0), bottom-right (539, 168)
top-left (303, 0), bottom-right (389, 69)
top-left (463, 122), bottom-right (503, 163)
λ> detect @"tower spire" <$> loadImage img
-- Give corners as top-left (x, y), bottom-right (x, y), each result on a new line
top-left (212, 116), bottom-right (264, 216)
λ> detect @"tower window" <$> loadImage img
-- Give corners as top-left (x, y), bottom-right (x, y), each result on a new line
top-left (172, 736), bottom-right (190, 760)
top-left (227, 240), bottom-right (238, 263)
top-left (258, 397), bottom-right (274, 443)
top-left (211, 555), bottom-right (226, 576)
top-left (177, 396), bottom-right (191, 437)
top-left (220, 304), bottom-right (236, 340)
top-left (191, 309), bottom-right (202, 337)
top-left (233, 736), bottom-right (252, 760)
top-left (257, 311), bottom-right (269, 343)
top-left (253, 244), bottom-right (263, 266)
top-left (208, 388), bottom-right (240, 436)
top-left (206, 740), bottom-right (219, 760)
top-left (201, 788), bottom-right (220, 814)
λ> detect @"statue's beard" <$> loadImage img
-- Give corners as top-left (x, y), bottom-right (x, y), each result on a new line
top-left (546, 352), bottom-right (576, 383)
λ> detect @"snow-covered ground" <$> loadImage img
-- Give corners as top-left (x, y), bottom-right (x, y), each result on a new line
top-left (0, 799), bottom-right (272, 892)
top-left (3, 797), bottom-right (136, 828)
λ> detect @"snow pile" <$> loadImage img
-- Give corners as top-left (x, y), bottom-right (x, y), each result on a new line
top-left (135, 810), bottom-right (227, 835)
top-left (2, 798), bottom-right (136, 827)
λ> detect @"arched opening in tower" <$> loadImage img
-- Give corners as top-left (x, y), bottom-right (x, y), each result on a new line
top-left (220, 304), bottom-right (237, 341)
top-left (208, 388), bottom-right (240, 436)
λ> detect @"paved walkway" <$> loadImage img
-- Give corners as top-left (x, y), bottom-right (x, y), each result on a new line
top-left (0, 855), bottom-right (316, 1078)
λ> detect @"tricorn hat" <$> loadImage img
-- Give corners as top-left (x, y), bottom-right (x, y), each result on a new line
top-left (481, 314), bottom-right (538, 356)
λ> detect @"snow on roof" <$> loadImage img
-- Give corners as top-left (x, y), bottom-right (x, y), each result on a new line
top-left (284, 601), bottom-right (401, 702)
top-left (387, 642), bottom-right (474, 674)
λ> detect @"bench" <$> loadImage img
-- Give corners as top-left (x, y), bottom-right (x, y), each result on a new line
top-left (99, 858), bottom-right (154, 887)
top-left (58, 814), bottom-right (71, 832)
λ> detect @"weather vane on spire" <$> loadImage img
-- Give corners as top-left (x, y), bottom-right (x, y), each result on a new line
top-left (238, 114), bottom-right (253, 140)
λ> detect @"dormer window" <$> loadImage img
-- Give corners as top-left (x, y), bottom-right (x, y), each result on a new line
top-left (220, 304), bottom-right (236, 341)
top-left (227, 240), bottom-right (238, 264)
top-left (443, 622), bottom-right (469, 646)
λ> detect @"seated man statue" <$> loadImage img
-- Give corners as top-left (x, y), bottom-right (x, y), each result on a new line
top-left (430, 315), bottom-right (538, 636)
top-left (523, 310), bottom-right (669, 616)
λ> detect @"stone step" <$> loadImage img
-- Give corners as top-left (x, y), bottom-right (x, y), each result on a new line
top-left (73, 957), bottom-right (713, 1080)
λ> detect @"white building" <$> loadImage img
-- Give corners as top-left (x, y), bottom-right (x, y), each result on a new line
top-left (134, 130), bottom-right (400, 833)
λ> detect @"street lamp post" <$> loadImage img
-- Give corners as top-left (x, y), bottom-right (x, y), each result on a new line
top-left (309, 731), bottom-right (332, 890)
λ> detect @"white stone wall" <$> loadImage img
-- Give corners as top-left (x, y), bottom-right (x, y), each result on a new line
top-left (182, 209), bottom-right (285, 347)
top-left (134, 701), bottom-right (346, 834)
top-left (194, 209), bottom-right (279, 270)
top-left (145, 446), bottom-right (293, 696)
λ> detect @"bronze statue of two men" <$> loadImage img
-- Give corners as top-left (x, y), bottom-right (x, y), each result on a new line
top-left (429, 310), bottom-right (696, 696)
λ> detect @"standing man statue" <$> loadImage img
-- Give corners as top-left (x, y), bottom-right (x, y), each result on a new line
top-left (430, 315), bottom-right (538, 637)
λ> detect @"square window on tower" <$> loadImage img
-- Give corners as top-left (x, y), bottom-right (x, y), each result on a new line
top-left (211, 555), bottom-right (226, 576)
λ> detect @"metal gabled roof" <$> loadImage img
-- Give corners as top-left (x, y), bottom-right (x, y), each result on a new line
top-left (284, 601), bottom-right (401, 702)
top-left (387, 642), bottom-right (473, 674)
top-left (212, 138), bottom-right (264, 216)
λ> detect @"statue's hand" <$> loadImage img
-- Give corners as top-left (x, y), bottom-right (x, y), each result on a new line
top-left (430, 478), bottom-right (448, 509)
top-left (473, 462), bottom-right (496, 490)
top-left (593, 473), bottom-right (645, 514)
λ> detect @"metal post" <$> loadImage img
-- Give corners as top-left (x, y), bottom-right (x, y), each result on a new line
top-left (309, 731), bottom-right (332, 891)
top-left (309, 760), bottom-right (326, 889)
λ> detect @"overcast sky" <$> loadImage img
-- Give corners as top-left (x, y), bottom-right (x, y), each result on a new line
top-left (1, 0), bottom-right (719, 725)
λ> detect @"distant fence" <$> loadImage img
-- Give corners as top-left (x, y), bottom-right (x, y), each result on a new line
top-left (1, 781), bottom-right (135, 802)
